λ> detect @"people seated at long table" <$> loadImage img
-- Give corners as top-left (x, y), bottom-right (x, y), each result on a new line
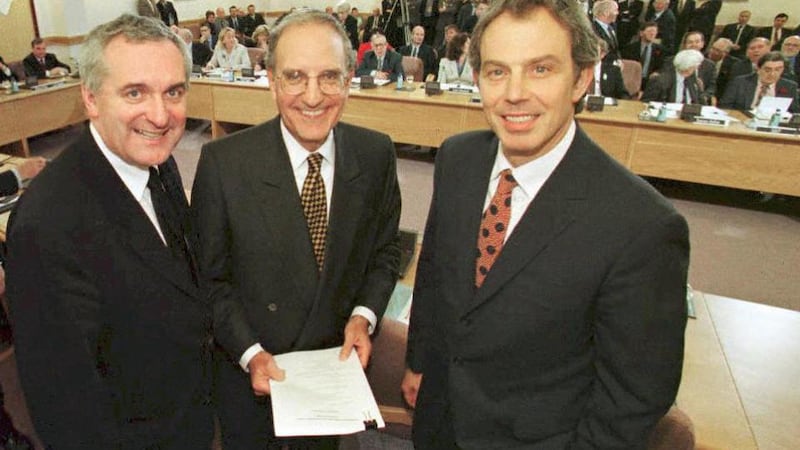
top-left (590, 40), bottom-right (629, 99)
top-left (641, 49), bottom-right (705, 104)
top-left (437, 32), bottom-right (474, 86)
top-left (679, 31), bottom-right (717, 105)
top-left (356, 32), bottom-right (404, 82)
top-left (205, 26), bottom-right (251, 70)
top-left (707, 37), bottom-right (740, 100)
top-left (621, 22), bottom-right (666, 91)
top-left (0, 57), bottom-right (16, 83)
top-left (719, 51), bottom-right (799, 113)
top-left (22, 38), bottom-right (70, 79)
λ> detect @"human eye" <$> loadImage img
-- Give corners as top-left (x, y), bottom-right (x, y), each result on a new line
top-left (165, 86), bottom-right (186, 101)
top-left (282, 70), bottom-right (306, 85)
top-left (124, 88), bottom-right (143, 101)
top-left (530, 64), bottom-right (552, 77)
top-left (320, 70), bottom-right (342, 84)
top-left (483, 66), bottom-right (507, 81)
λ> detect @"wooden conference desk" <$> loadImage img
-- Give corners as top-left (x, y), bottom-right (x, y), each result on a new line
top-left (0, 80), bottom-right (85, 157)
top-left (187, 78), bottom-right (800, 197)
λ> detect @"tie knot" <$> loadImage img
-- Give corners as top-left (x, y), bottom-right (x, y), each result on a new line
top-left (307, 153), bottom-right (322, 173)
top-left (496, 169), bottom-right (517, 195)
top-left (148, 166), bottom-right (163, 191)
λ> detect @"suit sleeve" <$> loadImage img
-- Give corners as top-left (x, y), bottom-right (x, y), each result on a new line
top-left (0, 171), bottom-right (20, 197)
top-left (640, 73), bottom-right (665, 102)
top-left (570, 211), bottom-right (690, 449)
top-left (6, 216), bottom-right (121, 449)
top-left (717, 78), bottom-right (740, 110)
top-left (355, 55), bottom-right (373, 77)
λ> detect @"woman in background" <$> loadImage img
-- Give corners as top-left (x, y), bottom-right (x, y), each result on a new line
top-left (437, 32), bottom-right (473, 85)
top-left (206, 26), bottom-right (251, 70)
top-left (251, 25), bottom-right (270, 71)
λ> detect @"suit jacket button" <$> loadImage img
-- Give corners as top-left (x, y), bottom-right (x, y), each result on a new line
top-left (267, 303), bottom-right (278, 312)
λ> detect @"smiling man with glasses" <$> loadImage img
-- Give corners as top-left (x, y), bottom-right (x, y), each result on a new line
top-left (191, 8), bottom-right (401, 449)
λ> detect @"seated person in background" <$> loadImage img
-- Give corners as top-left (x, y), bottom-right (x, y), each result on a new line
top-left (589, 40), bottom-right (630, 99)
top-left (199, 24), bottom-right (215, 52)
top-left (641, 49), bottom-right (705, 104)
top-left (437, 23), bottom-right (459, 63)
top-left (0, 157), bottom-right (46, 196)
top-left (23, 38), bottom-right (71, 78)
top-left (202, 10), bottom-right (218, 42)
top-left (0, 57), bottom-right (17, 82)
top-left (178, 28), bottom-right (212, 67)
top-left (707, 37), bottom-right (740, 100)
top-left (437, 32), bottom-right (474, 85)
top-left (356, 32), bottom-right (404, 81)
top-left (621, 22), bottom-right (665, 90)
top-left (756, 13), bottom-right (790, 51)
top-left (679, 31), bottom-right (717, 105)
top-left (251, 24), bottom-right (270, 71)
top-left (719, 51), bottom-right (798, 113)
top-left (729, 37), bottom-right (770, 80)
top-left (206, 26), bottom-right (251, 70)
top-left (398, 25), bottom-right (438, 81)
top-left (780, 35), bottom-right (800, 83)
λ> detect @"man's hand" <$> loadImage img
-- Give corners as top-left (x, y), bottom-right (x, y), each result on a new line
top-left (401, 369), bottom-right (422, 408)
top-left (374, 70), bottom-right (389, 80)
top-left (17, 157), bottom-right (47, 181)
top-left (248, 351), bottom-right (285, 396)
top-left (339, 315), bottom-right (371, 368)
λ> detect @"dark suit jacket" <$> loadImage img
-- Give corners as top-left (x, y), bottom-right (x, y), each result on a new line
top-left (456, 2), bottom-right (475, 33)
top-left (593, 19), bottom-right (620, 62)
top-left (6, 128), bottom-right (212, 450)
top-left (356, 50), bottom-right (405, 81)
top-left (0, 56), bottom-right (16, 82)
top-left (191, 41), bottom-right (213, 66)
top-left (0, 170), bottom-right (20, 196)
top-left (241, 12), bottom-right (265, 37)
top-left (670, 0), bottom-right (696, 51)
top-left (156, 0), bottom-right (178, 26)
top-left (407, 127), bottom-right (689, 449)
top-left (687, 0), bottom-right (721, 45)
top-left (719, 73), bottom-right (799, 113)
top-left (719, 23), bottom-right (756, 58)
top-left (597, 61), bottom-right (630, 99)
top-left (398, 43), bottom-right (438, 79)
top-left (756, 26), bottom-right (789, 51)
top-left (22, 52), bottom-right (71, 78)
top-left (363, 14), bottom-right (383, 43)
top-left (616, 0), bottom-right (644, 47)
top-left (621, 41), bottom-right (666, 79)
top-left (191, 117), bottom-right (401, 442)
top-left (729, 57), bottom-right (755, 80)
top-left (715, 54), bottom-right (741, 100)
top-left (648, 9), bottom-right (677, 55)
top-left (641, 66), bottom-right (703, 103)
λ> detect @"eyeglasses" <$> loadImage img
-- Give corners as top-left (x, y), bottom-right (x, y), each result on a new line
top-left (276, 69), bottom-right (346, 95)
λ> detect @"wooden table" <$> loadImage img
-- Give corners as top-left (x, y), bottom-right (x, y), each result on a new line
top-left (0, 80), bottom-right (85, 156)
top-left (186, 78), bottom-right (800, 197)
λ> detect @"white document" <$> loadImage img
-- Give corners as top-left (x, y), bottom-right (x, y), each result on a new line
top-left (269, 346), bottom-right (385, 437)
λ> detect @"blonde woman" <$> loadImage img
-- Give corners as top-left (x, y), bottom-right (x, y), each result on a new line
top-left (206, 26), bottom-right (251, 70)
top-left (437, 32), bottom-right (473, 85)
top-left (251, 24), bottom-right (270, 71)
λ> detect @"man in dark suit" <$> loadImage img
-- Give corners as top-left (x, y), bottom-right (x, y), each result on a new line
top-left (591, 0), bottom-right (621, 62)
top-left (398, 25), bottom-right (438, 80)
top-left (402, 1), bottom-right (689, 448)
top-left (418, 0), bottom-right (439, 45)
top-left (670, 0), bottom-right (695, 52)
top-left (687, 0), bottom-right (721, 49)
top-left (192, 10), bottom-right (400, 449)
top-left (241, 4), bottom-right (266, 37)
top-left (337, 2), bottom-right (360, 50)
top-left (781, 35), bottom-right (800, 83)
top-left (362, 7), bottom-right (384, 43)
top-left (178, 28), bottom-right (212, 67)
top-left (680, 30), bottom-right (716, 103)
top-left (622, 21), bottom-right (666, 89)
top-left (708, 37), bottom-right (741, 100)
top-left (356, 32), bottom-right (405, 81)
top-left (615, 0), bottom-right (644, 48)
top-left (719, 10), bottom-right (755, 59)
top-left (720, 52), bottom-right (799, 113)
top-left (646, 0), bottom-right (676, 56)
top-left (22, 38), bottom-right (71, 78)
top-left (729, 37), bottom-right (771, 80)
top-left (6, 14), bottom-right (212, 450)
top-left (156, 0), bottom-right (178, 26)
top-left (589, 41), bottom-right (630, 98)
top-left (227, 5), bottom-right (243, 32)
top-left (757, 13), bottom-right (790, 51)
top-left (642, 49), bottom-right (705, 103)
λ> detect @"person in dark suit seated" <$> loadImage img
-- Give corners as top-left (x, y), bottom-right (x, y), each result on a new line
top-left (437, 23), bottom-right (460, 63)
top-left (591, 0), bottom-right (621, 62)
top-left (687, 0), bottom-right (721, 50)
top-left (756, 13), bottom-right (790, 51)
top-left (156, 0), bottom-right (178, 26)
top-left (178, 28), bottom-right (212, 67)
top-left (0, 56), bottom-right (17, 83)
top-left (336, 2), bottom-right (360, 50)
top-left (718, 10), bottom-right (755, 59)
top-left (7, 14), bottom-right (213, 450)
top-left (402, 1), bottom-right (689, 448)
top-left (780, 35), bottom-right (800, 83)
top-left (729, 37), bottom-right (771, 80)
top-left (719, 51), bottom-right (799, 113)
top-left (458, 0), bottom-right (488, 34)
top-left (621, 21), bottom-right (666, 90)
top-left (241, 4), bottom-right (266, 38)
top-left (642, 48), bottom-right (705, 103)
top-left (356, 32), bottom-right (404, 81)
top-left (398, 25), bottom-right (438, 80)
top-left (192, 9), bottom-right (400, 449)
top-left (22, 38), bottom-right (70, 78)
top-left (645, 0), bottom-right (676, 56)
top-left (679, 30), bottom-right (716, 104)
top-left (669, 0), bottom-right (695, 53)
top-left (589, 40), bottom-right (630, 99)
top-left (707, 37), bottom-right (740, 100)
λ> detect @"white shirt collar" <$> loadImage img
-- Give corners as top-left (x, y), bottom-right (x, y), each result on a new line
top-left (280, 119), bottom-right (336, 171)
top-left (89, 122), bottom-right (150, 202)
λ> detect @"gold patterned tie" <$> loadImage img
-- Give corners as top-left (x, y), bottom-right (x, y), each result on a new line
top-left (301, 153), bottom-right (327, 271)
top-left (475, 169), bottom-right (517, 288)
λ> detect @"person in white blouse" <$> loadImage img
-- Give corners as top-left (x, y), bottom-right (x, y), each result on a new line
top-left (437, 32), bottom-right (474, 85)
top-left (206, 26), bottom-right (251, 70)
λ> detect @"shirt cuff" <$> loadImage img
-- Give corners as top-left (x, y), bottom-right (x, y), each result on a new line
top-left (10, 168), bottom-right (22, 187)
top-left (351, 306), bottom-right (377, 335)
top-left (239, 343), bottom-right (265, 372)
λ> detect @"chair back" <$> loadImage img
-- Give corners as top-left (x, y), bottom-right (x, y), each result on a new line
top-left (621, 59), bottom-right (642, 97)
top-left (246, 47), bottom-right (266, 69)
top-left (401, 56), bottom-right (423, 82)
top-left (7, 61), bottom-right (25, 81)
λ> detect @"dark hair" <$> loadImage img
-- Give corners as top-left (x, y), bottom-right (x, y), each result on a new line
top-left (31, 37), bottom-right (44, 47)
top-left (639, 21), bottom-right (657, 32)
top-left (205, 10), bottom-right (215, 19)
top-left (444, 23), bottom-right (460, 33)
top-left (774, 13), bottom-right (788, 20)
top-left (469, 0), bottom-right (599, 77)
top-left (267, 9), bottom-right (356, 72)
top-left (446, 32), bottom-right (470, 60)
top-left (757, 51), bottom-right (786, 69)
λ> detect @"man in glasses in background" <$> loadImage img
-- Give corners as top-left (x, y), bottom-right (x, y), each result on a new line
top-left (191, 8), bottom-right (401, 449)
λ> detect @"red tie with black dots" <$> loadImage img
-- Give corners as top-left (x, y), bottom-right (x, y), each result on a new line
top-left (475, 169), bottom-right (517, 288)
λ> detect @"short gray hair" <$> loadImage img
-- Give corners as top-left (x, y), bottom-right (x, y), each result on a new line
top-left (80, 14), bottom-right (190, 93)
top-left (673, 49), bottom-right (704, 71)
top-left (266, 9), bottom-right (356, 72)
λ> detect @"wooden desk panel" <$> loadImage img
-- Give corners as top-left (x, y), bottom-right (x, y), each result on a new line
top-left (186, 81), bottom-right (214, 121)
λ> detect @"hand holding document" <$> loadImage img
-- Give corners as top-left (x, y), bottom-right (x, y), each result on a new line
top-left (269, 347), bottom-right (385, 437)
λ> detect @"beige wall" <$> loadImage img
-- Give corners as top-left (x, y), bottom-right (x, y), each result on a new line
top-left (0, 0), bottom-right (36, 62)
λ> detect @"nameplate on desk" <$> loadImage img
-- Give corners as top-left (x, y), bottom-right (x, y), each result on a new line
top-left (754, 126), bottom-right (798, 135)
top-left (692, 116), bottom-right (730, 127)
top-left (448, 86), bottom-right (475, 94)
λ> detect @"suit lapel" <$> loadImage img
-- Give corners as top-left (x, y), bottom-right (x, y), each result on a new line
top-left (466, 129), bottom-right (592, 314)
top-left (77, 130), bottom-right (199, 298)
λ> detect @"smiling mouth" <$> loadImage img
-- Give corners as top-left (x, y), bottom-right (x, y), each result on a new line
top-left (504, 114), bottom-right (535, 123)
top-left (135, 129), bottom-right (169, 139)
top-left (302, 109), bottom-right (325, 118)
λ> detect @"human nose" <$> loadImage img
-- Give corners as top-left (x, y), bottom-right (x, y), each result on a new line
top-left (146, 95), bottom-right (170, 128)
top-left (504, 70), bottom-right (528, 103)
top-left (301, 76), bottom-right (324, 105)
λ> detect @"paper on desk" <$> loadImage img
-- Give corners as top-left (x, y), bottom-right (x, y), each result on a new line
top-left (351, 77), bottom-right (391, 86)
top-left (269, 346), bottom-right (385, 437)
